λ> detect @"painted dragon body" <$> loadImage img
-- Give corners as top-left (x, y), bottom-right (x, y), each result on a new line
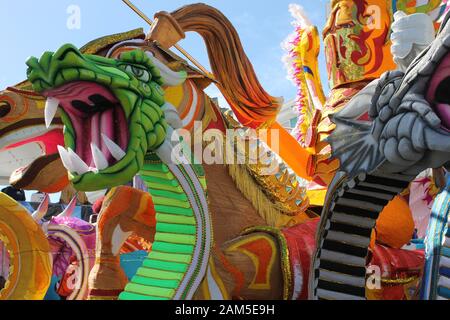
top-left (3, 2), bottom-right (446, 301)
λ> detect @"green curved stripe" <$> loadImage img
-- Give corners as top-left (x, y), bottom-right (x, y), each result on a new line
top-left (156, 223), bottom-right (196, 235)
top-left (141, 175), bottom-right (179, 187)
top-left (149, 251), bottom-right (193, 264)
top-left (139, 169), bottom-right (175, 180)
top-left (145, 181), bottom-right (184, 193)
top-left (154, 233), bottom-right (196, 245)
top-left (123, 283), bottom-right (174, 299)
top-left (152, 196), bottom-right (191, 208)
top-left (120, 160), bottom-right (207, 300)
top-left (119, 292), bottom-right (169, 301)
top-left (143, 259), bottom-right (189, 273)
top-left (156, 213), bottom-right (196, 225)
top-left (142, 163), bottom-right (170, 173)
top-left (152, 242), bottom-right (195, 254)
top-left (131, 276), bottom-right (179, 289)
top-left (149, 189), bottom-right (188, 201)
top-left (136, 267), bottom-right (184, 280)
top-left (154, 205), bottom-right (193, 216)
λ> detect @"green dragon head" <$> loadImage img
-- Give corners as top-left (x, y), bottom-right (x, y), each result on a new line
top-left (26, 44), bottom-right (171, 191)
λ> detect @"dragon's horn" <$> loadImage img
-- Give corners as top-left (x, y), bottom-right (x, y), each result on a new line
top-left (32, 194), bottom-right (50, 222)
top-left (58, 196), bottom-right (77, 218)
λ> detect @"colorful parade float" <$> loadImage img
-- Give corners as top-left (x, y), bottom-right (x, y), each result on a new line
top-left (0, 0), bottom-right (448, 301)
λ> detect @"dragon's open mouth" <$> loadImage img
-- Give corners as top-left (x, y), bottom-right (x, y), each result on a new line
top-left (427, 52), bottom-right (450, 131)
top-left (27, 44), bottom-right (170, 191)
top-left (44, 81), bottom-right (129, 175)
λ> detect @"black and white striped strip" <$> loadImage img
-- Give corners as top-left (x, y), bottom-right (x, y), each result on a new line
top-left (313, 172), bottom-right (413, 300)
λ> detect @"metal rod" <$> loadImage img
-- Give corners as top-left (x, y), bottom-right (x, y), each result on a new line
top-left (122, 0), bottom-right (154, 25)
top-left (121, 0), bottom-right (215, 79)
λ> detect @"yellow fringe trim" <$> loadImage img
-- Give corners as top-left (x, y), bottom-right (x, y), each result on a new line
top-left (227, 164), bottom-right (300, 228)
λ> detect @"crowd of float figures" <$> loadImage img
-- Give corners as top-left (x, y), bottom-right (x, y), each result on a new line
top-left (0, 1), bottom-right (449, 301)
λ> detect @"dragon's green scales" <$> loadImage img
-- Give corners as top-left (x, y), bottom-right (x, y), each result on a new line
top-left (26, 44), bottom-right (169, 190)
top-left (26, 44), bottom-right (212, 300)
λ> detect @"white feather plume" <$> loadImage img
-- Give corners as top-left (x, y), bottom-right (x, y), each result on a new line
top-left (288, 4), bottom-right (312, 28)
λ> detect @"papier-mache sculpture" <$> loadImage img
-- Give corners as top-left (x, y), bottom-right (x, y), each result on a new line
top-left (0, 1), bottom-right (448, 301)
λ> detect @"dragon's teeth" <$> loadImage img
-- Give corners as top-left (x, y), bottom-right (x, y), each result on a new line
top-left (45, 97), bottom-right (59, 128)
top-left (68, 148), bottom-right (90, 175)
top-left (91, 143), bottom-right (109, 171)
top-left (102, 133), bottom-right (126, 161)
top-left (58, 145), bottom-right (76, 173)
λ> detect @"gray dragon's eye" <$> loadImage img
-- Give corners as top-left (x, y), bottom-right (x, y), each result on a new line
top-left (123, 65), bottom-right (151, 82)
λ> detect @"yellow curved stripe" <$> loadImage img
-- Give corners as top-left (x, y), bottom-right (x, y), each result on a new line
top-left (164, 85), bottom-right (185, 109)
top-left (0, 193), bottom-right (52, 300)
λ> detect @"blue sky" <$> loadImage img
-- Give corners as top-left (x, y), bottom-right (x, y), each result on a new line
top-left (0, 0), bottom-right (330, 101)
top-left (0, 0), bottom-right (330, 202)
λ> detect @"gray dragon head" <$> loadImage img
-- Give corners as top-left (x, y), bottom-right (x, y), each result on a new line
top-left (329, 11), bottom-right (450, 178)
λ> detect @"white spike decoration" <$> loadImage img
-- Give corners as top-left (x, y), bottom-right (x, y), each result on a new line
top-left (68, 148), bottom-right (90, 175)
top-left (45, 97), bottom-right (59, 128)
top-left (58, 196), bottom-right (77, 218)
top-left (32, 193), bottom-right (50, 222)
top-left (58, 145), bottom-right (76, 173)
top-left (91, 143), bottom-right (109, 171)
top-left (86, 189), bottom-right (107, 205)
top-left (101, 134), bottom-right (126, 161)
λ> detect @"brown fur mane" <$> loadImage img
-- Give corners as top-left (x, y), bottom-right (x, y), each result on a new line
top-left (171, 3), bottom-right (282, 128)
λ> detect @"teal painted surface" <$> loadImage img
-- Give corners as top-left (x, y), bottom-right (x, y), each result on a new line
top-left (120, 251), bottom-right (148, 280)
top-left (44, 276), bottom-right (62, 301)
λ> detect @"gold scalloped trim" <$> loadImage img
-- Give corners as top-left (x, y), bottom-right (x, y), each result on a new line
top-left (222, 110), bottom-right (310, 219)
top-left (80, 28), bottom-right (145, 55)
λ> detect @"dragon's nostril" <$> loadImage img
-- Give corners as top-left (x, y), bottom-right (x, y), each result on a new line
top-left (0, 101), bottom-right (12, 118)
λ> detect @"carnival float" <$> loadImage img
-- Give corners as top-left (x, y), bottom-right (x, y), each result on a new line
top-left (0, 0), bottom-right (448, 300)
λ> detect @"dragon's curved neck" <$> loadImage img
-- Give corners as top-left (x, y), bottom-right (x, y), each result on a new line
top-left (119, 154), bottom-right (212, 300)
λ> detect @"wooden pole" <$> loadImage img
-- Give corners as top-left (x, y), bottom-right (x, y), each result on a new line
top-left (121, 0), bottom-right (215, 79)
